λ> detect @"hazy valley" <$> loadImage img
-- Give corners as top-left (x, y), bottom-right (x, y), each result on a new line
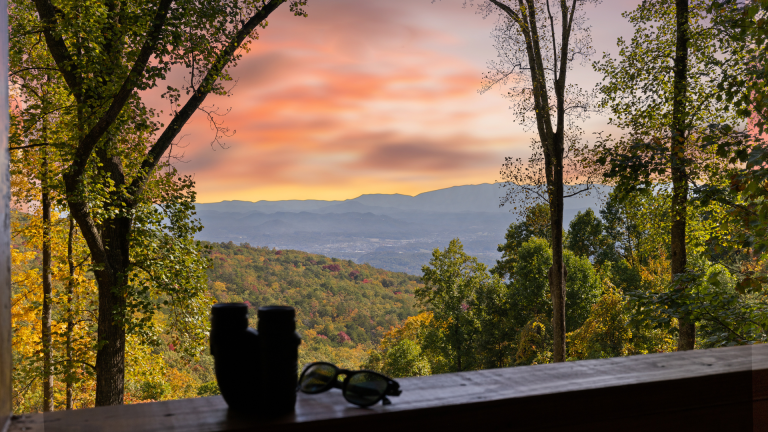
top-left (195, 184), bottom-right (606, 274)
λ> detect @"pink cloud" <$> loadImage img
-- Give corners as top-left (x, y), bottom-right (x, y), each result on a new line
top-left (140, 0), bottom-right (644, 202)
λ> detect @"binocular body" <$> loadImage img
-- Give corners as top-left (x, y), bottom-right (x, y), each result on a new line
top-left (210, 303), bottom-right (301, 416)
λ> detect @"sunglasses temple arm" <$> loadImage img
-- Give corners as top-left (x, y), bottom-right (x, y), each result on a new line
top-left (386, 384), bottom-right (402, 397)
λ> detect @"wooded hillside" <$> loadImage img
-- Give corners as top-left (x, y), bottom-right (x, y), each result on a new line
top-left (204, 242), bottom-right (425, 396)
top-left (206, 241), bottom-right (422, 347)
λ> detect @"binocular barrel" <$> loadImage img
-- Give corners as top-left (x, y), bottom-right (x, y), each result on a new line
top-left (210, 303), bottom-right (301, 416)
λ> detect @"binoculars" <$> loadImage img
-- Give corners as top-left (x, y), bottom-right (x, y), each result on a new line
top-left (210, 303), bottom-right (302, 415)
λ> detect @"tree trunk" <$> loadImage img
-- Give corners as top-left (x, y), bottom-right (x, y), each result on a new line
top-left (66, 216), bottom-right (75, 410)
top-left (92, 144), bottom-right (133, 406)
top-left (92, 217), bottom-right (131, 406)
top-left (62, 132), bottom-right (133, 408)
top-left (41, 154), bottom-right (54, 412)
top-left (66, 183), bottom-right (131, 406)
top-left (548, 143), bottom-right (566, 363)
top-left (63, 138), bottom-right (133, 407)
top-left (485, 0), bottom-right (578, 362)
top-left (672, 0), bottom-right (694, 351)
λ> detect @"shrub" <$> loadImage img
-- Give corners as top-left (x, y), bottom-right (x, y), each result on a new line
top-left (337, 331), bottom-right (352, 344)
top-left (322, 264), bottom-right (341, 272)
top-left (197, 381), bottom-right (221, 397)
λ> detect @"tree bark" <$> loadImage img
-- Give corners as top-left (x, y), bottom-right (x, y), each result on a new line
top-left (548, 169), bottom-right (566, 362)
top-left (63, 144), bottom-right (132, 406)
top-left (41, 154), bottom-right (54, 412)
top-left (66, 216), bottom-right (75, 410)
top-left (92, 219), bottom-right (129, 406)
top-left (672, 0), bottom-right (694, 351)
top-left (92, 146), bottom-right (132, 406)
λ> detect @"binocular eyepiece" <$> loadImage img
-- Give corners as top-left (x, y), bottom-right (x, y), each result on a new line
top-left (210, 303), bottom-right (302, 415)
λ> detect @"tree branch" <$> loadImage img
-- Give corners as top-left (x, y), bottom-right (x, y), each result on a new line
top-left (51, 359), bottom-right (97, 371)
top-left (65, 0), bottom-right (175, 188)
top-left (10, 66), bottom-right (61, 76)
top-left (128, 0), bottom-right (289, 200)
top-left (489, 0), bottom-right (524, 25)
top-left (546, 0), bottom-right (559, 80)
top-left (32, 0), bottom-right (83, 102)
top-left (9, 142), bottom-right (56, 150)
top-left (563, 186), bottom-right (590, 198)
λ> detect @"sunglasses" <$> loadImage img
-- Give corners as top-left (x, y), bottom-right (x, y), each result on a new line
top-left (298, 362), bottom-right (402, 407)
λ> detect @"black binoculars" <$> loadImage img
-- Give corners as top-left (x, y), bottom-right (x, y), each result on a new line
top-left (209, 303), bottom-right (302, 415)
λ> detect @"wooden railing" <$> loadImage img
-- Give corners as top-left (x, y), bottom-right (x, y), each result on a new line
top-left (6, 343), bottom-right (767, 432)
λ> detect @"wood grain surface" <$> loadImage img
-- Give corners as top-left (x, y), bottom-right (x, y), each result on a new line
top-left (9, 343), bottom-right (768, 432)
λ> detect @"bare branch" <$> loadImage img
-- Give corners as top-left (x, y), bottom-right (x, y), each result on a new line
top-left (128, 0), bottom-right (289, 200)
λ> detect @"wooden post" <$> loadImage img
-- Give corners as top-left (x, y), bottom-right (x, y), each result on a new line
top-left (0, 0), bottom-right (11, 429)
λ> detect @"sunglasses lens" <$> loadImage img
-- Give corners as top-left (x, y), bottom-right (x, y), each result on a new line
top-left (300, 364), bottom-right (337, 393)
top-left (344, 372), bottom-right (388, 406)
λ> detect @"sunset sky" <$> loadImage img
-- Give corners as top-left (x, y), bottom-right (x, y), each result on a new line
top-left (152, 0), bottom-right (642, 203)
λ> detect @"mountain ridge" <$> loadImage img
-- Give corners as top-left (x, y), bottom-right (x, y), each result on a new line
top-left (197, 183), bottom-right (608, 215)
top-left (194, 183), bottom-right (610, 275)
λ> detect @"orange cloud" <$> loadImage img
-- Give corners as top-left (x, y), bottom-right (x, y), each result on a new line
top-left (140, 0), bottom-right (643, 202)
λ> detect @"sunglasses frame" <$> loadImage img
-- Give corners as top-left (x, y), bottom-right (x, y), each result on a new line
top-left (298, 362), bottom-right (402, 407)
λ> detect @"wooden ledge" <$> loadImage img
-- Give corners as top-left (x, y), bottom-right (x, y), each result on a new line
top-left (10, 344), bottom-right (768, 432)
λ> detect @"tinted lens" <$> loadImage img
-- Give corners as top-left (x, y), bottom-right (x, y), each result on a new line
top-left (344, 372), bottom-right (388, 406)
top-left (300, 364), bottom-right (336, 393)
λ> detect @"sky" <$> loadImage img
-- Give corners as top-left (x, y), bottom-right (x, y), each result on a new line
top-left (148, 0), bottom-right (642, 203)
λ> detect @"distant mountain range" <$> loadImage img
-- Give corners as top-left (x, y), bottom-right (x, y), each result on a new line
top-left (194, 183), bottom-right (609, 275)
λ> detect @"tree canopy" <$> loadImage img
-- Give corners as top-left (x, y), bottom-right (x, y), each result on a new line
top-left (10, 0), bottom-right (310, 406)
